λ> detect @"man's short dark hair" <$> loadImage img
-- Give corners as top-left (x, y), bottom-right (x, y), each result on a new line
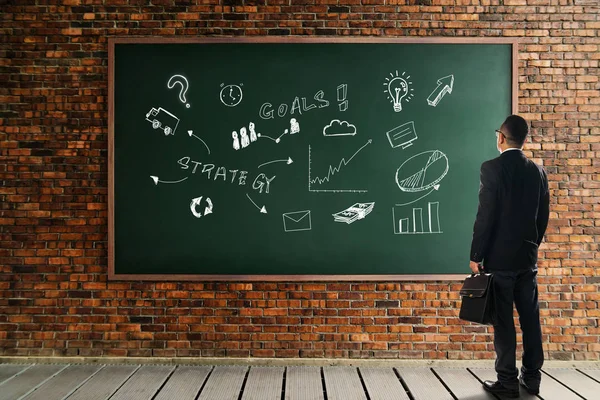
top-left (501, 115), bottom-right (529, 146)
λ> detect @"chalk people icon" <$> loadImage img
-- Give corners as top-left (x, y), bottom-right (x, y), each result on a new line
top-left (232, 122), bottom-right (259, 150)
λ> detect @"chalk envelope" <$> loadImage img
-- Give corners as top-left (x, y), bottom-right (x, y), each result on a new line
top-left (282, 210), bottom-right (312, 232)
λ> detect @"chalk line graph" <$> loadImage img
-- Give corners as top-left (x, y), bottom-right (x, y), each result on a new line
top-left (308, 139), bottom-right (372, 193)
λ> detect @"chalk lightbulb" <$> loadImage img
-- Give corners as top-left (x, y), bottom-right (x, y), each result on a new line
top-left (389, 77), bottom-right (408, 112)
top-left (384, 71), bottom-right (414, 113)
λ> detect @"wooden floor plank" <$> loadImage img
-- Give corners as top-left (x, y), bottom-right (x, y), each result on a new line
top-left (359, 367), bottom-right (409, 400)
top-left (323, 366), bottom-right (367, 400)
top-left (0, 362), bottom-right (594, 400)
top-left (285, 366), bottom-right (324, 400)
top-left (197, 365), bottom-right (248, 400)
top-left (0, 364), bottom-right (68, 400)
top-left (154, 366), bottom-right (212, 400)
top-left (433, 368), bottom-right (497, 400)
top-left (22, 364), bottom-right (103, 400)
top-left (109, 365), bottom-right (175, 400)
top-left (469, 368), bottom-right (540, 400)
top-left (395, 368), bottom-right (453, 400)
top-left (242, 366), bottom-right (284, 400)
top-left (65, 365), bottom-right (139, 400)
top-left (578, 369), bottom-right (600, 383)
top-left (543, 368), bottom-right (600, 400)
top-left (0, 364), bottom-right (31, 386)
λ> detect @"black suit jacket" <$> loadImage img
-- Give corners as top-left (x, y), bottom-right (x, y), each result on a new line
top-left (470, 149), bottom-right (550, 271)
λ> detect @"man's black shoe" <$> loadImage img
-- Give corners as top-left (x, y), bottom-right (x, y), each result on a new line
top-left (519, 376), bottom-right (540, 395)
top-left (482, 380), bottom-right (519, 398)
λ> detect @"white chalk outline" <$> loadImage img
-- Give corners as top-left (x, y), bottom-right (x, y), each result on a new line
top-left (246, 193), bottom-right (267, 214)
top-left (332, 202), bottom-right (375, 224)
top-left (323, 119), bottom-right (357, 137)
top-left (258, 157), bottom-right (293, 169)
top-left (394, 186), bottom-right (439, 207)
top-left (384, 71), bottom-right (414, 112)
top-left (167, 75), bottom-right (190, 108)
top-left (337, 83), bottom-right (348, 111)
top-left (145, 107), bottom-right (180, 136)
top-left (427, 75), bottom-right (454, 107)
top-left (308, 139), bottom-right (372, 193)
top-left (282, 210), bottom-right (312, 232)
top-left (219, 83), bottom-right (243, 107)
top-left (187, 130), bottom-right (210, 155)
top-left (204, 197), bottom-right (213, 216)
top-left (190, 196), bottom-right (213, 218)
top-left (150, 175), bottom-right (188, 185)
top-left (386, 121), bottom-right (418, 149)
top-left (392, 201), bottom-right (442, 235)
top-left (395, 150), bottom-right (449, 193)
top-left (258, 129), bottom-right (288, 144)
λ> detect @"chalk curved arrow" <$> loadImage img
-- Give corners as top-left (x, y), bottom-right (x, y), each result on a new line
top-left (151, 175), bottom-right (188, 185)
top-left (394, 185), bottom-right (440, 207)
top-left (427, 75), bottom-right (454, 107)
top-left (258, 157), bottom-right (293, 169)
top-left (204, 197), bottom-right (213, 216)
top-left (190, 196), bottom-right (213, 218)
top-left (188, 130), bottom-right (211, 155)
top-left (190, 196), bottom-right (204, 218)
top-left (246, 193), bottom-right (267, 214)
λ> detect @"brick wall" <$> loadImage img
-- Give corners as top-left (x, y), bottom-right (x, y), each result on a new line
top-left (1, 0), bottom-right (599, 361)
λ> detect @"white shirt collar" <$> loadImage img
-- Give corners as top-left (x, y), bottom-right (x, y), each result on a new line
top-left (502, 147), bottom-right (522, 154)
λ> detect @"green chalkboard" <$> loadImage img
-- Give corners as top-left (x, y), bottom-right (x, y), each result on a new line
top-left (108, 38), bottom-right (517, 280)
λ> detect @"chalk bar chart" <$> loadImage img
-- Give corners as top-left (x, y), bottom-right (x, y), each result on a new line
top-left (393, 202), bottom-right (442, 235)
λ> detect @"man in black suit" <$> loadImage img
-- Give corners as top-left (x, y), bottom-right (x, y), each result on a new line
top-left (469, 115), bottom-right (550, 398)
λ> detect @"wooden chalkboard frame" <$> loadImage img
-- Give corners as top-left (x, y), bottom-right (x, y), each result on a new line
top-left (108, 37), bottom-right (518, 281)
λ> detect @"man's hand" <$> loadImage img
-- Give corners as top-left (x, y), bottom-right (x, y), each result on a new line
top-left (470, 261), bottom-right (482, 274)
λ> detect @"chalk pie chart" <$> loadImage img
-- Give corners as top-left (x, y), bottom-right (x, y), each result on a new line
top-left (395, 150), bottom-right (449, 192)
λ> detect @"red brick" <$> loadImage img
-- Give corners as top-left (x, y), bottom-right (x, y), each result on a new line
top-left (0, 3), bottom-right (597, 361)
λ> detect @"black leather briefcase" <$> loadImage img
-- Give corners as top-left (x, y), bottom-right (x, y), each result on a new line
top-left (459, 273), bottom-right (495, 325)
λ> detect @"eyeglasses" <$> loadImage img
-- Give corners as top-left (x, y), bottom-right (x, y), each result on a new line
top-left (495, 129), bottom-right (506, 138)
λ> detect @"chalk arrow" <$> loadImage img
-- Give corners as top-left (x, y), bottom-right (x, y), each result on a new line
top-left (151, 175), bottom-right (189, 185)
top-left (394, 185), bottom-right (440, 207)
top-left (190, 196), bottom-right (203, 218)
top-left (204, 197), bottom-right (213, 215)
top-left (258, 157), bottom-right (293, 169)
top-left (246, 193), bottom-right (267, 214)
top-left (190, 196), bottom-right (213, 218)
top-left (427, 75), bottom-right (454, 107)
top-left (188, 130), bottom-right (211, 155)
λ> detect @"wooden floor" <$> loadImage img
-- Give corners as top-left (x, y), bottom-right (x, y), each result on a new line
top-left (0, 363), bottom-right (599, 400)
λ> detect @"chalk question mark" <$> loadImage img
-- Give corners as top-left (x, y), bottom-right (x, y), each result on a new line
top-left (167, 75), bottom-right (190, 108)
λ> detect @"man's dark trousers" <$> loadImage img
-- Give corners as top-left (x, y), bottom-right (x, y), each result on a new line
top-left (492, 267), bottom-right (544, 389)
